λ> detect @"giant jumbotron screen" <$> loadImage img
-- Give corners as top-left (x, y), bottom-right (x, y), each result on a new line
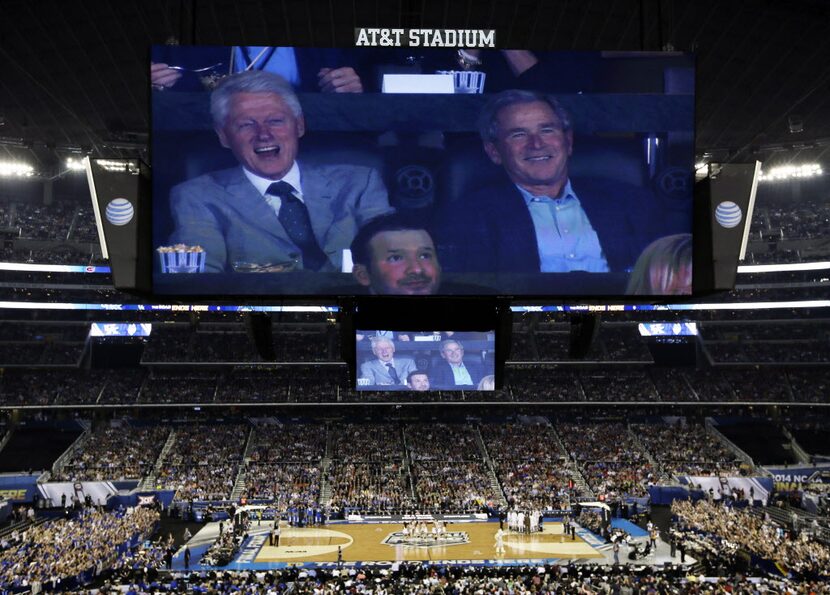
top-left (150, 46), bottom-right (694, 298)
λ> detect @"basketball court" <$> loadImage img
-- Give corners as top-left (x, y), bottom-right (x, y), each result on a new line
top-left (173, 520), bottom-right (632, 571)
top-left (256, 522), bottom-right (602, 563)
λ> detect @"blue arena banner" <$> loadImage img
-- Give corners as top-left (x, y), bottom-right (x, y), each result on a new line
top-left (0, 474), bottom-right (41, 502)
top-left (766, 465), bottom-right (830, 491)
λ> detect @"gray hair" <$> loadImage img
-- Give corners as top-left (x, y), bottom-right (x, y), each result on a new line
top-left (370, 336), bottom-right (395, 352)
top-left (210, 70), bottom-right (303, 128)
top-left (478, 89), bottom-right (572, 143)
top-left (440, 339), bottom-right (464, 352)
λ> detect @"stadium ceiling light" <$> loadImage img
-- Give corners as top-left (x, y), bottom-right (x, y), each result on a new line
top-left (94, 159), bottom-right (139, 173)
top-left (694, 161), bottom-right (710, 181)
top-left (737, 262), bottom-right (830, 273)
top-left (65, 157), bottom-right (86, 172)
top-left (758, 163), bottom-right (823, 181)
top-left (0, 160), bottom-right (34, 177)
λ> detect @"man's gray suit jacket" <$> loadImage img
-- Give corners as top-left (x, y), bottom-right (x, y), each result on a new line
top-left (359, 357), bottom-right (417, 386)
top-left (169, 162), bottom-right (392, 272)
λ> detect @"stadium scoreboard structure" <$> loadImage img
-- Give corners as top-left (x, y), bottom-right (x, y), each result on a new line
top-left (84, 29), bottom-right (759, 387)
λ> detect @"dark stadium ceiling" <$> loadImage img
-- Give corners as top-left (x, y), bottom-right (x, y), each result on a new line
top-left (1, 0), bottom-right (830, 170)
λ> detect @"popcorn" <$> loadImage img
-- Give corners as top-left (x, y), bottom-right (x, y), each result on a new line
top-left (157, 244), bottom-right (207, 273)
top-left (156, 244), bottom-right (205, 253)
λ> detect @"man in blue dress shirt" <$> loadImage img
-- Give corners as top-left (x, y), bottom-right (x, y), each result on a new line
top-left (431, 90), bottom-right (663, 279)
top-left (429, 339), bottom-right (487, 390)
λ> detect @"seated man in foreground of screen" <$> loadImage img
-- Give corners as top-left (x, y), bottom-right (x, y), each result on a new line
top-left (167, 70), bottom-right (392, 273)
top-left (358, 337), bottom-right (416, 387)
top-left (430, 340), bottom-right (488, 390)
top-left (432, 90), bottom-right (662, 278)
top-left (407, 371), bottom-right (431, 392)
top-left (351, 214), bottom-right (441, 295)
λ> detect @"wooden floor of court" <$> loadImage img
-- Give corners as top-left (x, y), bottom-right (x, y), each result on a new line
top-left (257, 522), bottom-right (602, 563)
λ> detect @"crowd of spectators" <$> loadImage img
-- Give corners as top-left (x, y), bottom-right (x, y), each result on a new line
top-left (634, 421), bottom-right (745, 477)
top-left (216, 370), bottom-right (289, 402)
top-left (287, 371), bottom-right (340, 402)
top-left (71, 205), bottom-right (99, 243)
top-left (410, 460), bottom-right (500, 513)
top-left (598, 326), bottom-right (653, 361)
top-left (529, 324), bottom-right (655, 363)
top-left (190, 332), bottom-right (261, 362)
top-left (241, 424), bottom-right (325, 505)
top-left (509, 330), bottom-right (535, 360)
top-left (706, 340), bottom-right (830, 364)
top-left (1, 316), bottom-right (829, 395)
top-left (245, 463), bottom-right (320, 505)
top-left (0, 343), bottom-right (51, 366)
top-left (672, 499), bottom-right (830, 581)
top-left (331, 424), bottom-right (404, 461)
top-left (93, 562), bottom-right (830, 594)
top-left (0, 322), bottom-right (90, 341)
top-left (505, 368), bottom-right (812, 404)
top-left (405, 424), bottom-right (482, 463)
top-left (404, 424), bottom-right (499, 512)
top-left (139, 328), bottom-right (192, 363)
top-left (0, 370), bottom-right (102, 406)
top-left (328, 424), bottom-right (412, 513)
top-left (722, 371), bottom-right (794, 402)
top-left (508, 368), bottom-right (583, 401)
top-left (98, 369), bottom-right (146, 404)
top-left (0, 507), bottom-right (159, 592)
top-left (750, 199), bottom-right (830, 242)
top-left (481, 423), bottom-right (582, 510)
top-left (2, 245), bottom-right (101, 265)
top-left (648, 369), bottom-right (697, 401)
top-left (139, 373), bottom-right (218, 404)
top-left (249, 424), bottom-right (326, 462)
top-left (56, 424), bottom-right (171, 481)
top-left (0, 416), bottom-right (786, 507)
top-left (200, 526), bottom-right (242, 568)
top-left (139, 325), bottom-right (334, 364)
top-left (535, 331), bottom-right (602, 361)
top-left (682, 370), bottom-right (737, 402)
top-left (155, 424), bottom-right (247, 501)
top-left (558, 422), bottom-right (655, 499)
top-left (273, 330), bottom-right (336, 362)
top-left (580, 374), bottom-right (659, 402)
top-left (329, 462), bottom-right (413, 513)
top-left (13, 202), bottom-right (78, 240)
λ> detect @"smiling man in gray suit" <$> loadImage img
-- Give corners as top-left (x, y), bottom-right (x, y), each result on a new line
top-left (359, 337), bottom-right (417, 387)
top-left (168, 70), bottom-right (392, 273)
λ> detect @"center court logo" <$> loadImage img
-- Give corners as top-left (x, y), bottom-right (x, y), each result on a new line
top-left (383, 531), bottom-right (469, 548)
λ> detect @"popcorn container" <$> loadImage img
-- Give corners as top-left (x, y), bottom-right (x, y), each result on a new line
top-left (158, 249), bottom-right (206, 273)
top-left (436, 70), bottom-right (486, 94)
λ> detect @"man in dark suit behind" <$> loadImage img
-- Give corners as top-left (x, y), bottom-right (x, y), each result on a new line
top-left (166, 70), bottom-right (392, 273)
top-left (430, 339), bottom-right (487, 390)
top-left (431, 90), bottom-right (664, 279)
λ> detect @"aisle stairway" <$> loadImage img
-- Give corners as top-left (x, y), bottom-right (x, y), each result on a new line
top-left (474, 426), bottom-right (509, 508)
top-left (139, 427), bottom-right (177, 490)
top-left (230, 426), bottom-right (255, 501)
